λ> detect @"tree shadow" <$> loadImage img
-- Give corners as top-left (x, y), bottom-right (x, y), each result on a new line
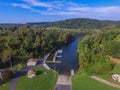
top-left (36, 70), bottom-right (43, 76)
top-left (0, 79), bottom-right (10, 86)
top-left (13, 71), bottom-right (26, 79)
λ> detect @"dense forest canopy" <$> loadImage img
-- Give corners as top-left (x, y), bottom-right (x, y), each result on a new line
top-left (1, 18), bottom-right (120, 29)
top-left (0, 26), bottom-right (74, 68)
top-left (78, 30), bottom-right (120, 74)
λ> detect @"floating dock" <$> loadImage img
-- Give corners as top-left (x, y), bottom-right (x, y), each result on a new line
top-left (46, 61), bottom-right (61, 63)
top-left (56, 56), bottom-right (62, 58)
top-left (57, 50), bottom-right (63, 53)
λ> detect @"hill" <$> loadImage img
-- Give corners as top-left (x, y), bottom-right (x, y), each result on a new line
top-left (1, 18), bottom-right (120, 29)
top-left (26, 18), bottom-right (120, 29)
top-left (0, 23), bottom-right (23, 28)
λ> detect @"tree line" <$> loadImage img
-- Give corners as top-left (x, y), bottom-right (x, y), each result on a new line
top-left (77, 30), bottom-right (120, 74)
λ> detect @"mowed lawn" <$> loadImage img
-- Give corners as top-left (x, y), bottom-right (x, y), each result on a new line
top-left (0, 80), bottom-right (11, 90)
top-left (72, 75), bottom-right (119, 90)
top-left (16, 67), bottom-right (57, 90)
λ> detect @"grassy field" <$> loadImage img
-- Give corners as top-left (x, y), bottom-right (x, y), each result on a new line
top-left (16, 66), bottom-right (57, 90)
top-left (97, 63), bottom-right (120, 85)
top-left (0, 80), bottom-right (11, 90)
top-left (111, 64), bottom-right (120, 74)
top-left (72, 75), bottom-right (119, 90)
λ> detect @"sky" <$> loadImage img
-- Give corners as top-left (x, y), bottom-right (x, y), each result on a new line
top-left (0, 0), bottom-right (120, 23)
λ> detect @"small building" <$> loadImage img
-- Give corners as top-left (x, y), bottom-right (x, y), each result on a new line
top-left (27, 58), bottom-right (38, 66)
top-left (27, 69), bottom-right (36, 78)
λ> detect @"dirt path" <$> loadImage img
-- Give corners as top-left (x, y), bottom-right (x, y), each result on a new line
top-left (55, 75), bottom-right (71, 90)
top-left (107, 55), bottom-right (120, 64)
top-left (91, 76), bottom-right (120, 89)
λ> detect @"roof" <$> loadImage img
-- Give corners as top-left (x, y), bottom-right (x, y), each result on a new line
top-left (27, 58), bottom-right (38, 63)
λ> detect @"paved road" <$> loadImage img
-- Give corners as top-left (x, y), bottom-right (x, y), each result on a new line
top-left (91, 76), bottom-right (120, 89)
top-left (55, 75), bottom-right (71, 90)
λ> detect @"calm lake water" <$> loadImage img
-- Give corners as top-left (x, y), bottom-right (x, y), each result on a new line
top-left (48, 34), bottom-right (85, 75)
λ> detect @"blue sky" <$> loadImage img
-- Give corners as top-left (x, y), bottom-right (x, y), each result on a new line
top-left (0, 0), bottom-right (120, 23)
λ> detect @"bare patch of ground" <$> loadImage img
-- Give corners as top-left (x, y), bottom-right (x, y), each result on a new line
top-left (107, 55), bottom-right (120, 64)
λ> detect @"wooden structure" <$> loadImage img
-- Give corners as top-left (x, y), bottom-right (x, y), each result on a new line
top-left (27, 58), bottom-right (38, 66)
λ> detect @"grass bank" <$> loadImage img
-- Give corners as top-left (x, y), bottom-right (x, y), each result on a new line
top-left (72, 75), bottom-right (119, 90)
top-left (0, 80), bottom-right (11, 90)
top-left (16, 67), bottom-right (57, 90)
top-left (96, 63), bottom-right (120, 86)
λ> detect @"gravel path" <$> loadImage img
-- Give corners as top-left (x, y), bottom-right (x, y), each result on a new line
top-left (10, 79), bottom-right (17, 90)
top-left (91, 76), bottom-right (120, 89)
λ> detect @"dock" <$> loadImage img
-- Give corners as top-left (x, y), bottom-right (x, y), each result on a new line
top-left (46, 49), bottom-right (63, 64)
top-left (56, 56), bottom-right (62, 58)
top-left (46, 61), bottom-right (61, 63)
top-left (54, 50), bottom-right (63, 60)
top-left (57, 50), bottom-right (63, 53)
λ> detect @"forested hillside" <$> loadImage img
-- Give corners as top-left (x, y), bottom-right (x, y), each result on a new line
top-left (0, 26), bottom-right (74, 68)
top-left (1, 18), bottom-right (120, 29)
top-left (78, 30), bottom-right (120, 74)
top-left (26, 18), bottom-right (120, 29)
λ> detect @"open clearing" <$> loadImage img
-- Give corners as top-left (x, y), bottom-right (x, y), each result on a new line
top-left (0, 80), bottom-right (11, 90)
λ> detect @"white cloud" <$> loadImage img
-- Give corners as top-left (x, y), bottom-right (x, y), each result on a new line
top-left (12, 3), bottom-right (32, 9)
top-left (68, 6), bottom-right (120, 13)
top-left (11, 0), bottom-right (120, 20)
top-left (40, 5), bottom-right (120, 20)
top-left (68, 7), bottom-right (90, 12)
top-left (22, 0), bottom-right (52, 7)
top-left (42, 6), bottom-right (120, 15)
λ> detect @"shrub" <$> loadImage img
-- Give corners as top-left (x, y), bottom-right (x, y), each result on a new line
top-left (2, 68), bottom-right (13, 80)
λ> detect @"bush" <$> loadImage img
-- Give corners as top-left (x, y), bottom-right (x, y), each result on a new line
top-left (2, 68), bottom-right (13, 80)
top-left (105, 41), bottom-right (120, 58)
